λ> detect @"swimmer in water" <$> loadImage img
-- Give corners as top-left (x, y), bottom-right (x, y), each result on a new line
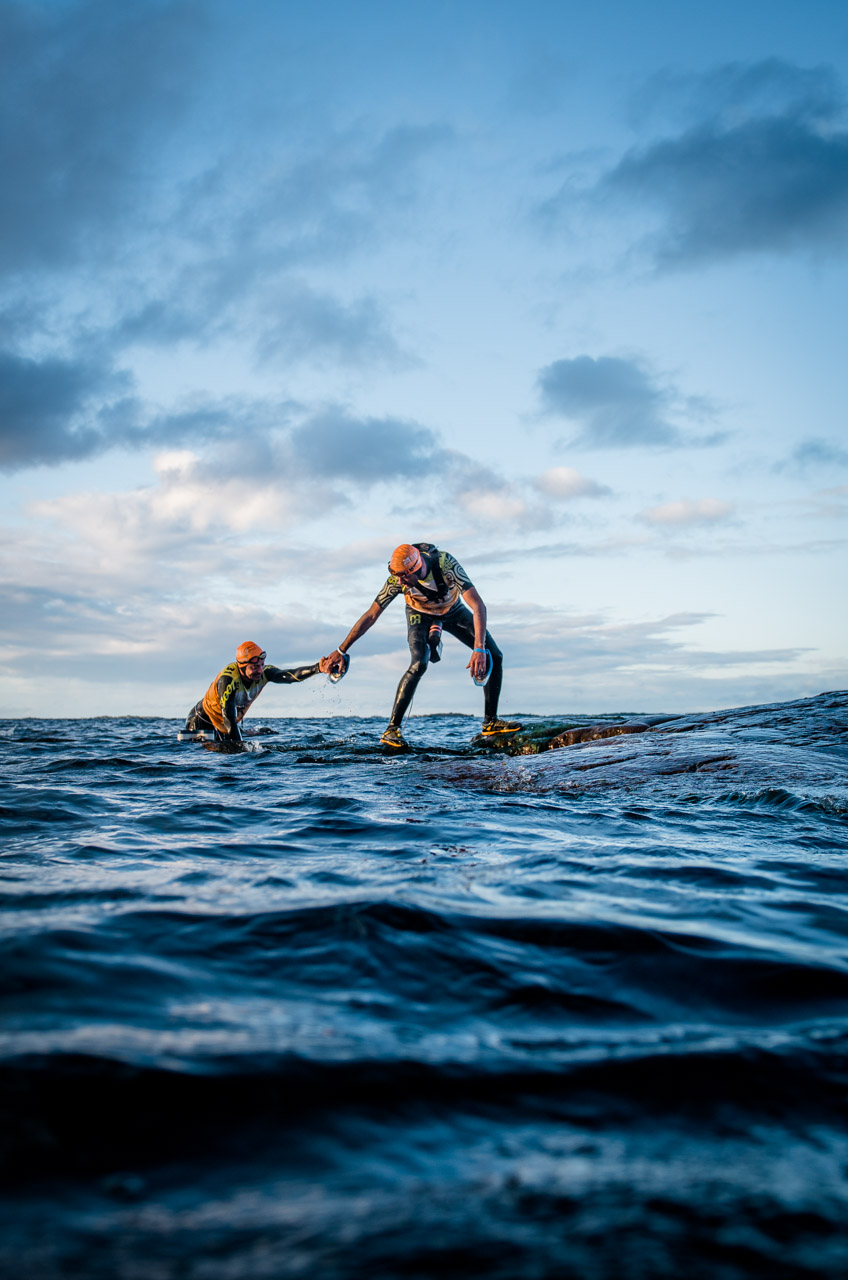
top-left (183, 641), bottom-right (335, 743)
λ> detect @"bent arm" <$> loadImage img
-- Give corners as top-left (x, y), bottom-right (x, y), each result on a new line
top-left (218, 678), bottom-right (244, 742)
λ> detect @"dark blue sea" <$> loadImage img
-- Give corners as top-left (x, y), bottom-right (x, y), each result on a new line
top-left (2, 692), bottom-right (848, 1279)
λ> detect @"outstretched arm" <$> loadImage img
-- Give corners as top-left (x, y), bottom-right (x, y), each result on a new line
top-left (265, 657), bottom-right (335, 685)
top-left (324, 600), bottom-right (384, 671)
top-left (462, 585), bottom-right (489, 681)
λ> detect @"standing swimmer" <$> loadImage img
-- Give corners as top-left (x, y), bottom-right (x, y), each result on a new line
top-left (182, 641), bottom-right (336, 743)
top-left (324, 543), bottom-right (522, 750)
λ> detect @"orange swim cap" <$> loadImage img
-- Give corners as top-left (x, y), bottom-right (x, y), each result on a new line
top-left (236, 641), bottom-right (266, 665)
top-left (389, 544), bottom-right (424, 575)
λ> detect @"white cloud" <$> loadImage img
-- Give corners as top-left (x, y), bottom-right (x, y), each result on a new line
top-left (533, 466), bottom-right (610, 500)
top-left (458, 487), bottom-right (528, 523)
top-left (637, 498), bottom-right (735, 527)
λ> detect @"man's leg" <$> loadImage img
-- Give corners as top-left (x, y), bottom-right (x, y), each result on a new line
top-left (387, 611), bottom-right (431, 727)
top-left (440, 605), bottom-right (504, 721)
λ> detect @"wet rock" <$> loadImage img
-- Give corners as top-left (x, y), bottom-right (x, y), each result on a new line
top-left (475, 719), bottom-right (660, 756)
top-left (547, 722), bottom-right (652, 749)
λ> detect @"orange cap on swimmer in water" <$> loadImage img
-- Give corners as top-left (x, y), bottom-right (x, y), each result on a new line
top-left (389, 544), bottom-right (424, 575)
top-left (236, 641), bottom-right (266, 666)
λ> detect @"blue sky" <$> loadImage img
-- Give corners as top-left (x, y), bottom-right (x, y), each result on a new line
top-left (2, 0), bottom-right (847, 718)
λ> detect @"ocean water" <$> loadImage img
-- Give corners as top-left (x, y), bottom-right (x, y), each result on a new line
top-left (2, 691), bottom-right (848, 1279)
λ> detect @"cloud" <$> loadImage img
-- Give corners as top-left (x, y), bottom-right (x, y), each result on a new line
top-left (535, 354), bottom-right (718, 449)
top-left (630, 59), bottom-right (845, 134)
top-left (253, 286), bottom-right (412, 369)
top-left (17, 399), bottom-right (552, 544)
top-left (0, 0), bottom-right (206, 278)
top-left (449, 466), bottom-right (591, 532)
top-left (636, 498), bottom-right (735, 527)
top-left (115, 123), bottom-right (450, 366)
top-left (774, 437), bottom-right (848, 475)
top-left (0, 574), bottom-right (818, 718)
top-left (0, 348), bottom-right (133, 469)
top-left (0, 362), bottom-right (473, 486)
top-left (533, 466), bottom-right (611, 500)
top-left (24, 451), bottom-right (316, 566)
top-left (1, 4), bottom-right (452, 466)
top-left (122, 282), bottom-right (412, 371)
top-left (463, 535), bottom-right (649, 567)
top-left (457, 487), bottom-right (530, 523)
top-left (0, 581), bottom-right (345, 694)
top-left (600, 60), bottom-right (848, 269)
top-left (288, 408), bottom-right (448, 484)
top-left (477, 604), bottom-right (812, 683)
top-left (0, 357), bottom-right (303, 472)
top-left (794, 484), bottom-right (848, 521)
top-left (1, 503), bottom-right (834, 717)
top-left (2, 5), bottom-right (448, 284)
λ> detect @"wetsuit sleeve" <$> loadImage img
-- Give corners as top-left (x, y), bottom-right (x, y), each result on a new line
top-left (218, 673), bottom-right (243, 742)
top-left (264, 663), bottom-right (321, 684)
top-left (374, 575), bottom-right (402, 611)
top-left (442, 552), bottom-right (473, 594)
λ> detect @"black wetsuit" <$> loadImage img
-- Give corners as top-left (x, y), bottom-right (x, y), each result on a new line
top-left (374, 544), bottom-right (504, 727)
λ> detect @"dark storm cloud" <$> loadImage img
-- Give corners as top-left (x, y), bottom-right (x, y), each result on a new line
top-left (536, 355), bottom-right (688, 448)
top-left (600, 60), bottom-right (848, 268)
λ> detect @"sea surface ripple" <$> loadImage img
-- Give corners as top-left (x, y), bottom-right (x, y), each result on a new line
top-left (2, 691), bottom-right (848, 1278)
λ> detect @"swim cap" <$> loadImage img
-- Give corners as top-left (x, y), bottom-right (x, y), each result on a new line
top-left (236, 641), bottom-right (266, 665)
top-left (389, 544), bottom-right (424, 575)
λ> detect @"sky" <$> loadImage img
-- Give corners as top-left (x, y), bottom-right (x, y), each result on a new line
top-left (2, 0), bottom-right (847, 720)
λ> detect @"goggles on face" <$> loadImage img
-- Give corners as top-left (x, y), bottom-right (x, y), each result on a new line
top-left (389, 562), bottom-right (421, 579)
top-left (239, 651), bottom-right (267, 665)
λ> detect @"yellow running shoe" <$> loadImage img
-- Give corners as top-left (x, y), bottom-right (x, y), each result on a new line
top-left (380, 724), bottom-right (408, 750)
top-left (481, 717), bottom-right (523, 737)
